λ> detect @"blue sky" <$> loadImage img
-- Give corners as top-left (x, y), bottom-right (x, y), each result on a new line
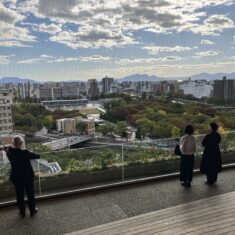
top-left (0, 0), bottom-right (235, 82)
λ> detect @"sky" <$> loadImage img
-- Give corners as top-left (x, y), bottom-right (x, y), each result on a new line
top-left (0, 0), bottom-right (235, 82)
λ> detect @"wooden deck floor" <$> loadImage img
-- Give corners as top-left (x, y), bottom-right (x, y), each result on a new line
top-left (67, 190), bottom-right (235, 235)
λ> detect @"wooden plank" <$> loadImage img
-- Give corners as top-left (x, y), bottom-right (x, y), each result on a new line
top-left (190, 223), bottom-right (235, 235)
top-left (67, 191), bottom-right (235, 235)
top-left (71, 192), bottom-right (235, 235)
top-left (147, 211), bottom-right (235, 235)
top-left (80, 196), bottom-right (235, 235)
top-left (126, 209), bottom-right (235, 235)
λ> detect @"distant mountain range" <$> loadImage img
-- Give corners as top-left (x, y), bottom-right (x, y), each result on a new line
top-left (0, 77), bottom-right (37, 84)
top-left (119, 72), bottom-right (235, 82)
top-left (0, 72), bottom-right (235, 84)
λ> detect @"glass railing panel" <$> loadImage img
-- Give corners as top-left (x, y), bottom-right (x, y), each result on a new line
top-left (0, 131), bottom-right (234, 204)
top-left (122, 144), bottom-right (179, 180)
top-left (0, 156), bottom-right (13, 203)
top-left (37, 145), bottom-right (123, 196)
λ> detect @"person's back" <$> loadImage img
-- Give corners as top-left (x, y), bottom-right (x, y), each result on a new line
top-left (200, 122), bottom-right (222, 184)
top-left (202, 131), bottom-right (221, 155)
top-left (7, 148), bottom-right (38, 182)
top-left (180, 134), bottom-right (196, 156)
top-left (179, 125), bottom-right (196, 187)
top-left (6, 135), bottom-right (40, 217)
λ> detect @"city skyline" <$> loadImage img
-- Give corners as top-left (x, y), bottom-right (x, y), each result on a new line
top-left (0, 0), bottom-right (235, 81)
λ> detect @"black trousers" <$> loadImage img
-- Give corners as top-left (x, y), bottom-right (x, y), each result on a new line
top-left (13, 180), bottom-right (36, 213)
top-left (206, 169), bottom-right (218, 183)
top-left (180, 155), bottom-right (195, 182)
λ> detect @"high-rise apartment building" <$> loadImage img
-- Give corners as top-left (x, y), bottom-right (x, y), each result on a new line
top-left (39, 86), bottom-right (52, 100)
top-left (213, 76), bottom-right (235, 100)
top-left (61, 86), bottom-right (79, 99)
top-left (0, 89), bottom-right (13, 134)
top-left (102, 76), bottom-right (114, 94)
top-left (88, 79), bottom-right (99, 99)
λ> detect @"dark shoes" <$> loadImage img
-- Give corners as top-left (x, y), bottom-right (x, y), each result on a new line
top-left (205, 181), bottom-right (216, 185)
top-left (19, 211), bottom-right (26, 218)
top-left (181, 181), bottom-right (191, 187)
top-left (30, 208), bottom-right (38, 217)
top-left (18, 208), bottom-right (38, 217)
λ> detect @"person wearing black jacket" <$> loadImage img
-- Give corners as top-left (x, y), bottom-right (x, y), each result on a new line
top-left (6, 136), bottom-right (40, 217)
top-left (200, 122), bottom-right (222, 184)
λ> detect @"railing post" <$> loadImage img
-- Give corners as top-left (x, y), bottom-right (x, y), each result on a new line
top-left (37, 160), bottom-right (42, 196)
top-left (122, 144), bottom-right (124, 181)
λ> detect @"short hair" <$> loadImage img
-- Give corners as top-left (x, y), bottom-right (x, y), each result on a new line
top-left (184, 125), bottom-right (194, 135)
top-left (210, 122), bottom-right (218, 131)
top-left (12, 135), bottom-right (24, 145)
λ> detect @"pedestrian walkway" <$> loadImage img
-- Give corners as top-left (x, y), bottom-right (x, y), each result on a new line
top-left (68, 190), bottom-right (235, 235)
top-left (1, 168), bottom-right (235, 235)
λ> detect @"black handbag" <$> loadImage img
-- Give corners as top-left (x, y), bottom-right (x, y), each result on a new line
top-left (174, 144), bottom-right (181, 156)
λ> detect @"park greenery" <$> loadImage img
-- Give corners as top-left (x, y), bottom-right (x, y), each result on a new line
top-left (101, 96), bottom-right (235, 139)
top-left (39, 146), bottom-right (176, 174)
top-left (12, 96), bottom-right (235, 140)
top-left (31, 130), bottom-right (235, 175)
top-left (12, 103), bottom-right (84, 133)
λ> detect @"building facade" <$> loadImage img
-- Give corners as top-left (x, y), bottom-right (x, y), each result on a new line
top-left (88, 79), bottom-right (99, 100)
top-left (56, 117), bottom-right (95, 135)
top-left (0, 89), bottom-right (13, 134)
top-left (180, 80), bottom-right (213, 98)
top-left (213, 76), bottom-right (235, 100)
top-left (102, 76), bottom-right (114, 94)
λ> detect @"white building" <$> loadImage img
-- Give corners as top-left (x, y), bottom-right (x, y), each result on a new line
top-left (180, 80), bottom-right (213, 98)
top-left (56, 118), bottom-right (76, 134)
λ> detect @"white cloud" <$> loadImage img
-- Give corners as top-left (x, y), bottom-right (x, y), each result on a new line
top-left (194, 50), bottom-right (219, 57)
top-left (0, 4), bottom-right (23, 23)
top-left (49, 28), bottom-right (137, 49)
top-left (143, 46), bottom-right (192, 54)
top-left (50, 57), bottom-right (79, 63)
top-left (182, 15), bottom-right (235, 36)
top-left (0, 3), bottom-right (36, 46)
top-left (116, 56), bottom-right (183, 65)
top-left (200, 39), bottom-right (215, 45)
top-left (34, 23), bottom-right (62, 34)
top-left (17, 55), bottom-right (80, 64)
top-left (0, 55), bottom-right (12, 64)
top-left (13, 0), bottom-right (234, 49)
top-left (80, 55), bottom-right (111, 62)
top-left (39, 54), bottom-right (54, 59)
top-left (0, 40), bottom-right (31, 47)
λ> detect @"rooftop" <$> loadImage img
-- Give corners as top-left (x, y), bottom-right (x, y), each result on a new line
top-left (1, 168), bottom-right (235, 235)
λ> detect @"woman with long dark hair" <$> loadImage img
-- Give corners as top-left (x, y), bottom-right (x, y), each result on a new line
top-left (200, 122), bottom-right (222, 184)
top-left (180, 125), bottom-right (196, 187)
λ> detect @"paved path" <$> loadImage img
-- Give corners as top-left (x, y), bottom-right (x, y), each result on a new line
top-left (1, 168), bottom-right (235, 235)
top-left (68, 191), bottom-right (235, 235)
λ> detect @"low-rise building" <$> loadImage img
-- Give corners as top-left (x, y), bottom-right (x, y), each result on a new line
top-left (42, 99), bottom-right (88, 111)
top-left (180, 80), bottom-right (213, 98)
top-left (74, 117), bottom-right (95, 135)
top-left (56, 117), bottom-right (95, 135)
top-left (56, 118), bottom-right (76, 134)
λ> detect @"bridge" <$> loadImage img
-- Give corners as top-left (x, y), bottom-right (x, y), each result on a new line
top-left (43, 136), bottom-right (91, 150)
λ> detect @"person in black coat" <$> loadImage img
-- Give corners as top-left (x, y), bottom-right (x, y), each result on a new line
top-left (200, 122), bottom-right (222, 184)
top-left (6, 136), bottom-right (40, 217)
